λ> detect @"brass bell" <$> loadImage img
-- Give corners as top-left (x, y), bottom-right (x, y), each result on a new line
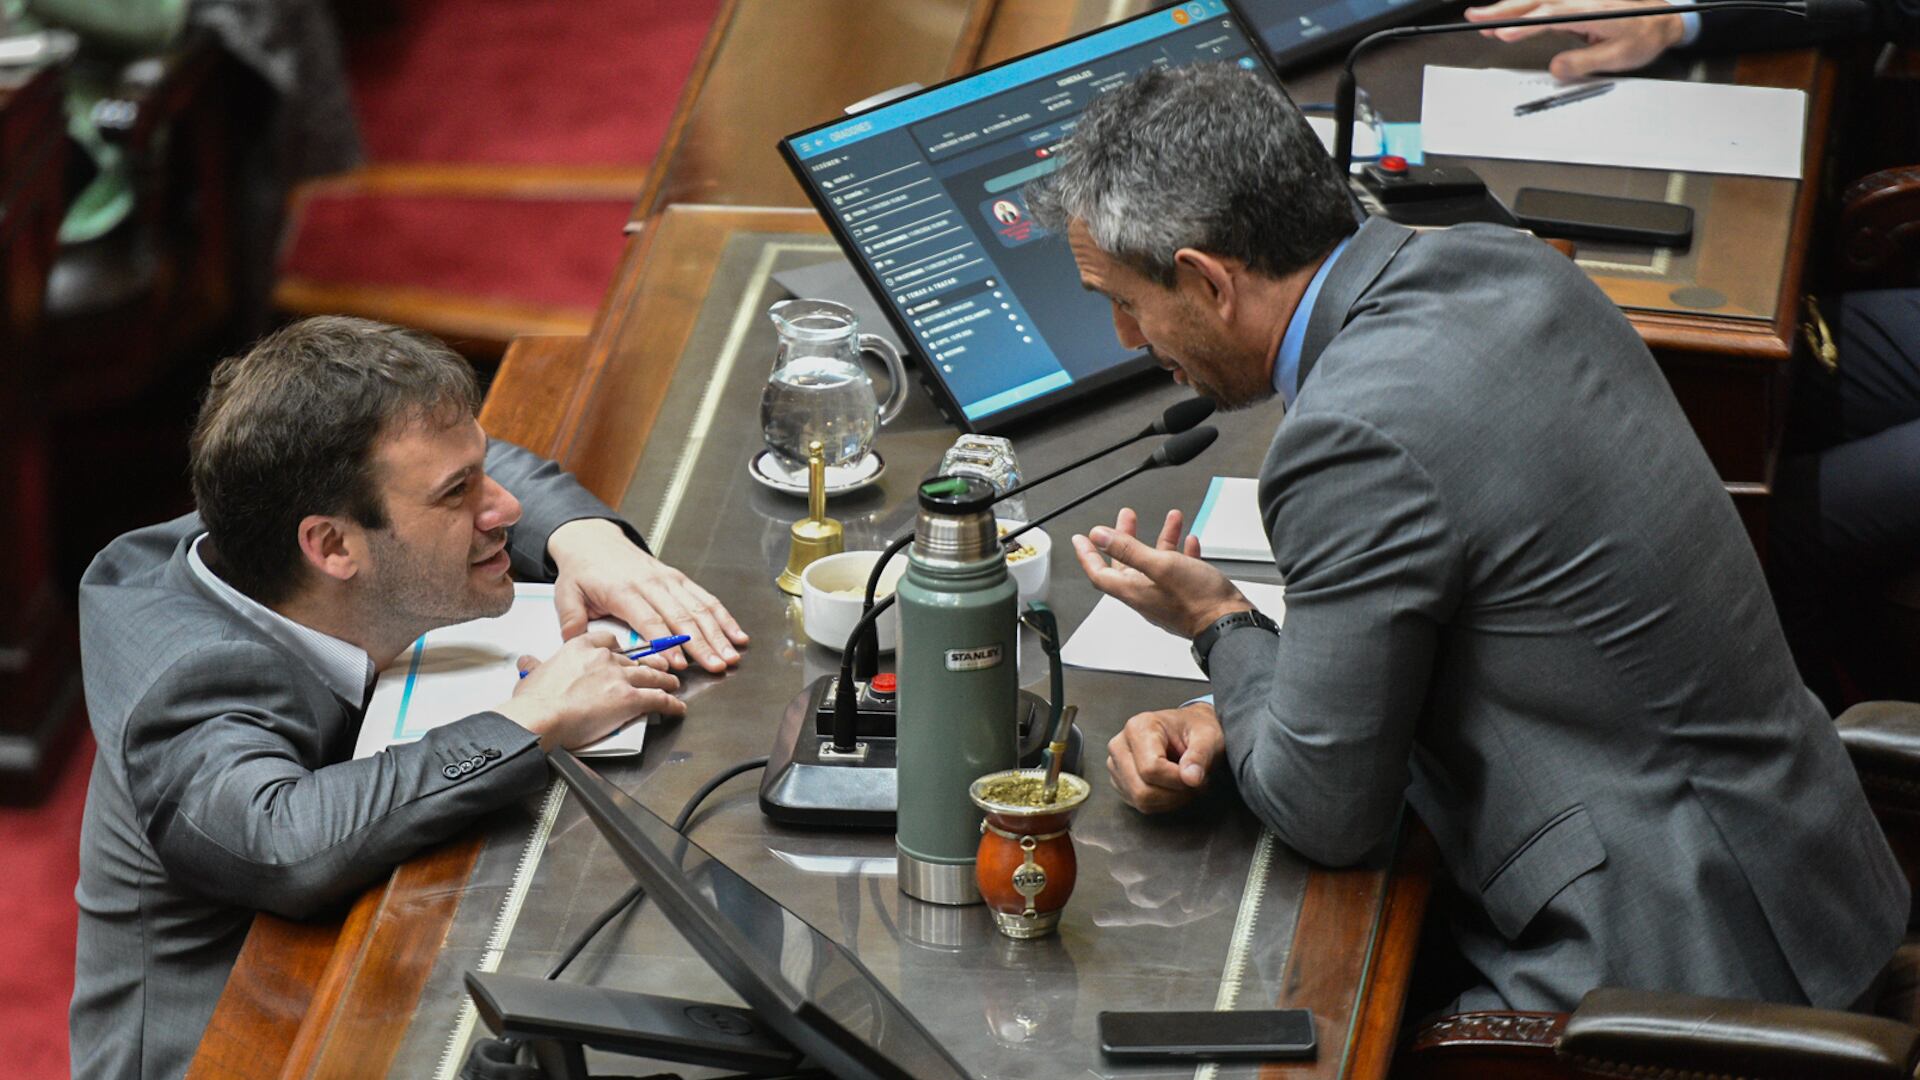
top-left (776, 440), bottom-right (844, 594)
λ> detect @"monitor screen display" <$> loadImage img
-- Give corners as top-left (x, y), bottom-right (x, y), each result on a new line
top-left (552, 752), bottom-right (970, 1080)
top-left (780, 1), bottom-right (1277, 431)
top-left (1231, 0), bottom-right (1455, 71)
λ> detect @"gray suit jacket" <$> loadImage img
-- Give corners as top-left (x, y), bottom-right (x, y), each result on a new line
top-left (70, 440), bottom-right (635, 1080)
top-left (1209, 218), bottom-right (1908, 1012)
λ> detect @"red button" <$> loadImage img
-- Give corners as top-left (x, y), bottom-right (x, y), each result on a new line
top-left (1377, 155), bottom-right (1409, 174)
top-left (870, 674), bottom-right (897, 694)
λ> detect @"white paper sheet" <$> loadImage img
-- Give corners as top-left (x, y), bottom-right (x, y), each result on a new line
top-left (1420, 66), bottom-right (1804, 180)
top-left (1191, 477), bottom-right (1270, 563)
top-left (1061, 580), bottom-right (1286, 683)
top-left (355, 583), bottom-right (648, 759)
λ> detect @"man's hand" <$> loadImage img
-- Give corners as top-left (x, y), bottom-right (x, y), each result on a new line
top-left (1464, 0), bottom-right (1685, 79)
top-left (497, 630), bottom-right (686, 752)
top-left (1108, 702), bottom-right (1224, 813)
top-left (1072, 508), bottom-right (1251, 639)
top-left (546, 519), bottom-right (748, 673)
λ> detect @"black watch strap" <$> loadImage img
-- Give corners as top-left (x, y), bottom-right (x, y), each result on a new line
top-left (1190, 610), bottom-right (1279, 678)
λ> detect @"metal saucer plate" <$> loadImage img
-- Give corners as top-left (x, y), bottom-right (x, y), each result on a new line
top-left (748, 450), bottom-right (886, 496)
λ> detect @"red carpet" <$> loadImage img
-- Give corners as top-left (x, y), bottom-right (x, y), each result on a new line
top-left (0, 730), bottom-right (93, 1079)
top-left (346, 0), bottom-right (716, 167)
top-left (283, 192), bottom-right (637, 312)
top-left (278, 0), bottom-right (721, 334)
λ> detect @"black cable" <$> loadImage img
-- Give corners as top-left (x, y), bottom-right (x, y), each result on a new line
top-left (850, 530), bottom-right (914, 682)
top-left (543, 755), bottom-right (770, 980)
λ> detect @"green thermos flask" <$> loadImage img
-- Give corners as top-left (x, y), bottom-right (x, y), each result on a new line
top-left (896, 475), bottom-right (1020, 905)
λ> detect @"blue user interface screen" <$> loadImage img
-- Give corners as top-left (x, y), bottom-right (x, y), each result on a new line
top-left (785, 1), bottom-right (1270, 425)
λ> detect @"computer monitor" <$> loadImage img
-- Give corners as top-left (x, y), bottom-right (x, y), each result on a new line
top-left (1230, 0), bottom-right (1456, 72)
top-left (779, 0), bottom-right (1281, 432)
top-left (545, 750), bottom-right (971, 1080)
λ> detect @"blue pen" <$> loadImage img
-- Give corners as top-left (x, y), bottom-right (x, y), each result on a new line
top-left (625, 634), bottom-right (691, 661)
top-left (517, 634), bottom-right (693, 679)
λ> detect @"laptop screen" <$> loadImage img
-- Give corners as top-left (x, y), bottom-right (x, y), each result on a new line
top-left (552, 751), bottom-right (971, 1080)
top-left (780, 1), bottom-right (1277, 431)
top-left (1232, 0), bottom-right (1455, 71)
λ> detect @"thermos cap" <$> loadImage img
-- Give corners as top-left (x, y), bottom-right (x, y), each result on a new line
top-left (914, 475), bottom-right (999, 565)
top-left (916, 475), bottom-right (997, 515)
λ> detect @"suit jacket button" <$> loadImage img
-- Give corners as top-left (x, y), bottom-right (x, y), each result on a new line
top-left (458, 760), bottom-right (475, 774)
top-left (442, 765), bottom-right (461, 779)
top-left (484, 748), bottom-right (501, 760)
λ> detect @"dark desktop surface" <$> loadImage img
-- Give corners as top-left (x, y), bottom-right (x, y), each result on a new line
top-left (375, 232), bottom-right (1401, 1079)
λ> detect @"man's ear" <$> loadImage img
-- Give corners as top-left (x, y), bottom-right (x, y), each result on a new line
top-left (1173, 247), bottom-right (1238, 320)
top-left (295, 514), bottom-right (362, 584)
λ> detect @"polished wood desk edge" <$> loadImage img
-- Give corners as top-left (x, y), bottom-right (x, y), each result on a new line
top-left (625, 0), bottom-right (745, 231)
top-left (559, 206), bottom-right (829, 502)
top-left (1341, 823), bottom-right (1439, 1080)
top-left (1760, 48), bottom-right (1834, 365)
top-left (1266, 821), bottom-right (1437, 1079)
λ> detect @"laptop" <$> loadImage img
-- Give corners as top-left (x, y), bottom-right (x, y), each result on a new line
top-left (779, 1), bottom-right (1281, 432)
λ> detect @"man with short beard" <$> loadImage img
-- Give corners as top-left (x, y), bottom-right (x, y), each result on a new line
top-left (1027, 65), bottom-right (1905, 1017)
top-left (69, 316), bottom-right (748, 1079)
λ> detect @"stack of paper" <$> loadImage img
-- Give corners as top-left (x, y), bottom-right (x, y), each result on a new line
top-left (1061, 580), bottom-right (1286, 683)
top-left (1420, 66), bottom-right (1805, 180)
top-left (355, 583), bottom-right (648, 759)
top-left (1191, 477), bottom-right (1270, 563)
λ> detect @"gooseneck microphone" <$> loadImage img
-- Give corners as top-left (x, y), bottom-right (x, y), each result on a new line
top-left (992, 396), bottom-right (1216, 505)
top-left (830, 424), bottom-right (1223, 751)
top-left (846, 397), bottom-right (1218, 683)
top-left (1000, 425), bottom-right (1220, 548)
top-left (1331, 0), bottom-right (1870, 174)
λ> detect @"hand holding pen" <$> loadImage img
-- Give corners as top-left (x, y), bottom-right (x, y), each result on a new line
top-left (499, 630), bottom-right (686, 749)
top-left (517, 634), bottom-right (691, 680)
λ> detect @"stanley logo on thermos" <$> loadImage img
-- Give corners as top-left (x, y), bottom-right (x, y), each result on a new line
top-left (943, 644), bottom-right (1004, 672)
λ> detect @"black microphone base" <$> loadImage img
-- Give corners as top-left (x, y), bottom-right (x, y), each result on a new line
top-left (1356, 165), bottom-right (1520, 229)
top-left (759, 675), bottom-right (1080, 829)
top-left (1375, 190), bottom-right (1520, 228)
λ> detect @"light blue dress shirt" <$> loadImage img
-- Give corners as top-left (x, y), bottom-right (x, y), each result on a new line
top-left (1674, 0), bottom-right (1703, 45)
top-left (1272, 234), bottom-right (1353, 406)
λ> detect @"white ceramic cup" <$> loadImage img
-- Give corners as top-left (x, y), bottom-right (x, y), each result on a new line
top-left (997, 520), bottom-right (1052, 604)
top-left (801, 549), bottom-right (907, 651)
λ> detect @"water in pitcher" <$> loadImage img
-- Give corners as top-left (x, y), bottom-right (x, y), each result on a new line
top-left (759, 356), bottom-right (879, 469)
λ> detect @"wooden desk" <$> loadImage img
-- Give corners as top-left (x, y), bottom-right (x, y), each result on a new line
top-left (193, 203), bottom-right (1436, 1080)
top-left (193, 1), bottom-right (1828, 1074)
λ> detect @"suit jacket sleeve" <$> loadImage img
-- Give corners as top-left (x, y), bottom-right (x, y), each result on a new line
top-left (1688, 0), bottom-right (1920, 50)
top-left (486, 437), bottom-right (648, 580)
top-left (1207, 412), bottom-right (1463, 866)
top-left (124, 639), bottom-right (550, 919)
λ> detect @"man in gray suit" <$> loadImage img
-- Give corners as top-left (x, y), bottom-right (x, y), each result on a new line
top-left (70, 317), bottom-right (750, 1079)
top-left (1026, 66), bottom-right (1907, 1014)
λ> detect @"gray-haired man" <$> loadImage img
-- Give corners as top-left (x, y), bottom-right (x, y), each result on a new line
top-left (1027, 65), bottom-right (1905, 1015)
top-left (71, 317), bottom-right (749, 1078)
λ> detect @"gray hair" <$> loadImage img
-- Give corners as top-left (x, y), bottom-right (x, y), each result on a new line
top-left (1025, 64), bottom-right (1355, 285)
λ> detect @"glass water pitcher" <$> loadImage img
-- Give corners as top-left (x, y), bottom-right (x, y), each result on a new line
top-left (760, 299), bottom-right (907, 470)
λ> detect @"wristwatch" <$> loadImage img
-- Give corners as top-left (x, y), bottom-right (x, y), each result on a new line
top-left (1190, 610), bottom-right (1279, 678)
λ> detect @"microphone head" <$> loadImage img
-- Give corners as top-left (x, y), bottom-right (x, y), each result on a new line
top-left (1803, 0), bottom-right (1871, 29)
top-left (1151, 397), bottom-right (1218, 436)
top-left (1148, 425), bottom-right (1219, 468)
